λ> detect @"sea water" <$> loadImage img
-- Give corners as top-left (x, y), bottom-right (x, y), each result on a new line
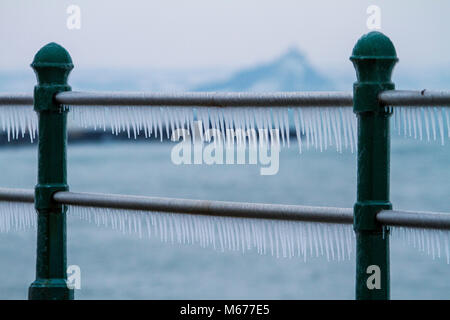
top-left (0, 136), bottom-right (448, 299)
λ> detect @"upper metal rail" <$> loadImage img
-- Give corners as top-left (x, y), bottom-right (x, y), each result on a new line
top-left (1, 187), bottom-right (449, 230)
top-left (379, 90), bottom-right (450, 106)
top-left (0, 93), bottom-right (33, 105)
top-left (0, 187), bottom-right (33, 203)
top-left (1, 90), bottom-right (449, 107)
top-left (55, 91), bottom-right (354, 107)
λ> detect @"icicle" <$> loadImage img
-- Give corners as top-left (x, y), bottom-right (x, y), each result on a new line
top-left (392, 106), bottom-right (450, 144)
top-left (71, 105), bottom-right (361, 153)
top-left (437, 108), bottom-right (445, 145)
top-left (0, 105), bottom-right (37, 142)
top-left (292, 109), bottom-right (302, 153)
top-left (291, 106), bottom-right (356, 153)
top-left (273, 109), bottom-right (284, 147)
top-left (3, 104), bottom-right (450, 149)
top-left (68, 205), bottom-right (355, 261)
top-left (391, 226), bottom-right (450, 264)
top-left (0, 201), bottom-right (36, 232)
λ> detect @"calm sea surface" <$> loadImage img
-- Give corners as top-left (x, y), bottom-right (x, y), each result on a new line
top-left (0, 136), bottom-right (449, 299)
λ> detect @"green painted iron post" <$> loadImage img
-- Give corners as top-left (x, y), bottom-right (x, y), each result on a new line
top-left (28, 43), bottom-right (74, 300)
top-left (351, 32), bottom-right (398, 300)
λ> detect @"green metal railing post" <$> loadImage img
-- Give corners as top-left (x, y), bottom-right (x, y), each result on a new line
top-left (28, 43), bottom-right (74, 300)
top-left (350, 32), bottom-right (398, 300)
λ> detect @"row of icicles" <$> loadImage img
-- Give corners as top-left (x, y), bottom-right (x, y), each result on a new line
top-left (0, 105), bottom-right (449, 150)
top-left (0, 201), bottom-right (449, 263)
top-left (0, 105), bottom-right (449, 263)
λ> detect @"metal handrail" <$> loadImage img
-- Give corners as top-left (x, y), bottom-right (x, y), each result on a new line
top-left (52, 191), bottom-right (353, 223)
top-left (377, 209), bottom-right (450, 230)
top-left (0, 93), bottom-right (33, 105)
top-left (379, 90), bottom-right (450, 106)
top-left (0, 187), bottom-right (33, 202)
top-left (1, 187), bottom-right (449, 230)
top-left (1, 90), bottom-right (450, 107)
top-left (55, 91), bottom-right (354, 107)
top-left (0, 188), bottom-right (352, 224)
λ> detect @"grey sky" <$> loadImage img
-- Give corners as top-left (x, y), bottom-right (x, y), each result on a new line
top-left (1, 0), bottom-right (449, 74)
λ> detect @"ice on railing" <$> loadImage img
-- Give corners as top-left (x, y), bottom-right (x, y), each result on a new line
top-left (391, 106), bottom-right (450, 145)
top-left (68, 205), bottom-right (355, 261)
top-left (2, 200), bottom-right (449, 264)
top-left (70, 106), bottom-right (358, 153)
top-left (0, 106), bottom-right (37, 142)
top-left (0, 104), bottom-right (449, 148)
top-left (292, 107), bottom-right (357, 153)
top-left (391, 226), bottom-right (450, 264)
top-left (0, 201), bottom-right (36, 232)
